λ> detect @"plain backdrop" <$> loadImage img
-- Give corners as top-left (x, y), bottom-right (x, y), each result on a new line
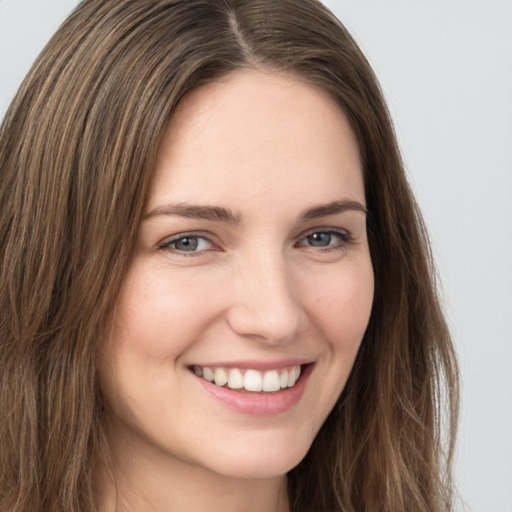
top-left (1, 1), bottom-right (511, 511)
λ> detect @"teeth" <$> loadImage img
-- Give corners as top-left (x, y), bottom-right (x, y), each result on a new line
top-left (262, 370), bottom-right (280, 392)
top-left (288, 365), bottom-right (300, 387)
top-left (203, 367), bottom-right (214, 382)
top-left (280, 369), bottom-right (288, 389)
top-left (213, 367), bottom-right (228, 387)
top-left (192, 364), bottom-right (303, 393)
top-left (244, 369), bottom-right (263, 391)
top-left (227, 368), bottom-right (244, 389)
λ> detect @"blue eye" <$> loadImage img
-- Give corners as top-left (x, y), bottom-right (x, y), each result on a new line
top-left (160, 234), bottom-right (213, 253)
top-left (306, 232), bottom-right (333, 247)
top-left (298, 230), bottom-right (351, 249)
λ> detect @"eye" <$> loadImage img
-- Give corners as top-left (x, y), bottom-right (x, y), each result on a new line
top-left (159, 234), bottom-right (214, 254)
top-left (296, 229), bottom-right (351, 250)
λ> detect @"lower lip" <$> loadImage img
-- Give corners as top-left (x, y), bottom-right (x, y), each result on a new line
top-left (193, 364), bottom-right (313, 416)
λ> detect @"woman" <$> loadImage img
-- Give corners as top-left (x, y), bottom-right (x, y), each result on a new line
top-left (0, 0), bottom-right (459, 511)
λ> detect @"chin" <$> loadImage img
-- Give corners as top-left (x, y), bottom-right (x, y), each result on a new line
top-left (197, 430), bottom-right (314, 480)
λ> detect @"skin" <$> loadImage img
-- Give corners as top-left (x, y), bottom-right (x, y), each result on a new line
top-left (98, 69), bottom-right (374, 512)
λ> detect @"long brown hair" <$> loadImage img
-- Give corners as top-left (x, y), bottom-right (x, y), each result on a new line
top-left (0, 1), bottom-right (459, 510)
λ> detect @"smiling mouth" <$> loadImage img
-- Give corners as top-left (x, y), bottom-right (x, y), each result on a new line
top-left (189, 364), bottom-right (306, 393)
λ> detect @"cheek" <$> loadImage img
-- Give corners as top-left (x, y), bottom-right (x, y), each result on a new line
top-left (98, 264), bottom-right (224, 415)
top-left (309, 260), bottom-right (374, 352)
top-left (293, 260), bottom-right (374, 434)
top-left (98, 267), bottom-right (217, 418)
top-left (110, 263), bottom-right (223, 359)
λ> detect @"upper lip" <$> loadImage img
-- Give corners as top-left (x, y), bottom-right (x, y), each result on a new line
top-left (189, 358), bottom-right (314, 371)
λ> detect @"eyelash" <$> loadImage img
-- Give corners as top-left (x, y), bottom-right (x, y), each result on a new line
top-left (158, 231), bottom-right (216, 255)
top-left (295, 228), bottom-right (353, 251)
top-left (158, 228), bottom-right (353, 256)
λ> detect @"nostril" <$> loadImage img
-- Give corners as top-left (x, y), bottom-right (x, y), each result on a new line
top-left (226, 302), bottom-right (305, 344)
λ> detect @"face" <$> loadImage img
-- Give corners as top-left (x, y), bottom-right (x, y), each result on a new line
top-left (99, 70), bottom-right (374, 481)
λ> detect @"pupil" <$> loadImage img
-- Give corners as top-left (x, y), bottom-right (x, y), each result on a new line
top-left (176, 237), bottom-right (198, 251)
top-left (308, 232), bottom-right (331, 247)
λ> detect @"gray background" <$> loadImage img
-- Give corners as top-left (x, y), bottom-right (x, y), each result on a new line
top-left (1, 1), bottom-right (511, 510)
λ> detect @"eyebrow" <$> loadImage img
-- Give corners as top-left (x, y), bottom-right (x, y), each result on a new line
top-left (144, 199), bottom-right (367, 223)
top-left (299, 200), bottom-right (367, 221)
top-left (144, 203), bottom-right (241, 223)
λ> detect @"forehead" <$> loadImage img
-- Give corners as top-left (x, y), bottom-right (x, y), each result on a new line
top-left (148, 69), bottom-right (364, 213)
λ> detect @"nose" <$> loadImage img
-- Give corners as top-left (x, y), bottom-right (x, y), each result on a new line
top-left (226, 250), bottom-right (307, 345)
